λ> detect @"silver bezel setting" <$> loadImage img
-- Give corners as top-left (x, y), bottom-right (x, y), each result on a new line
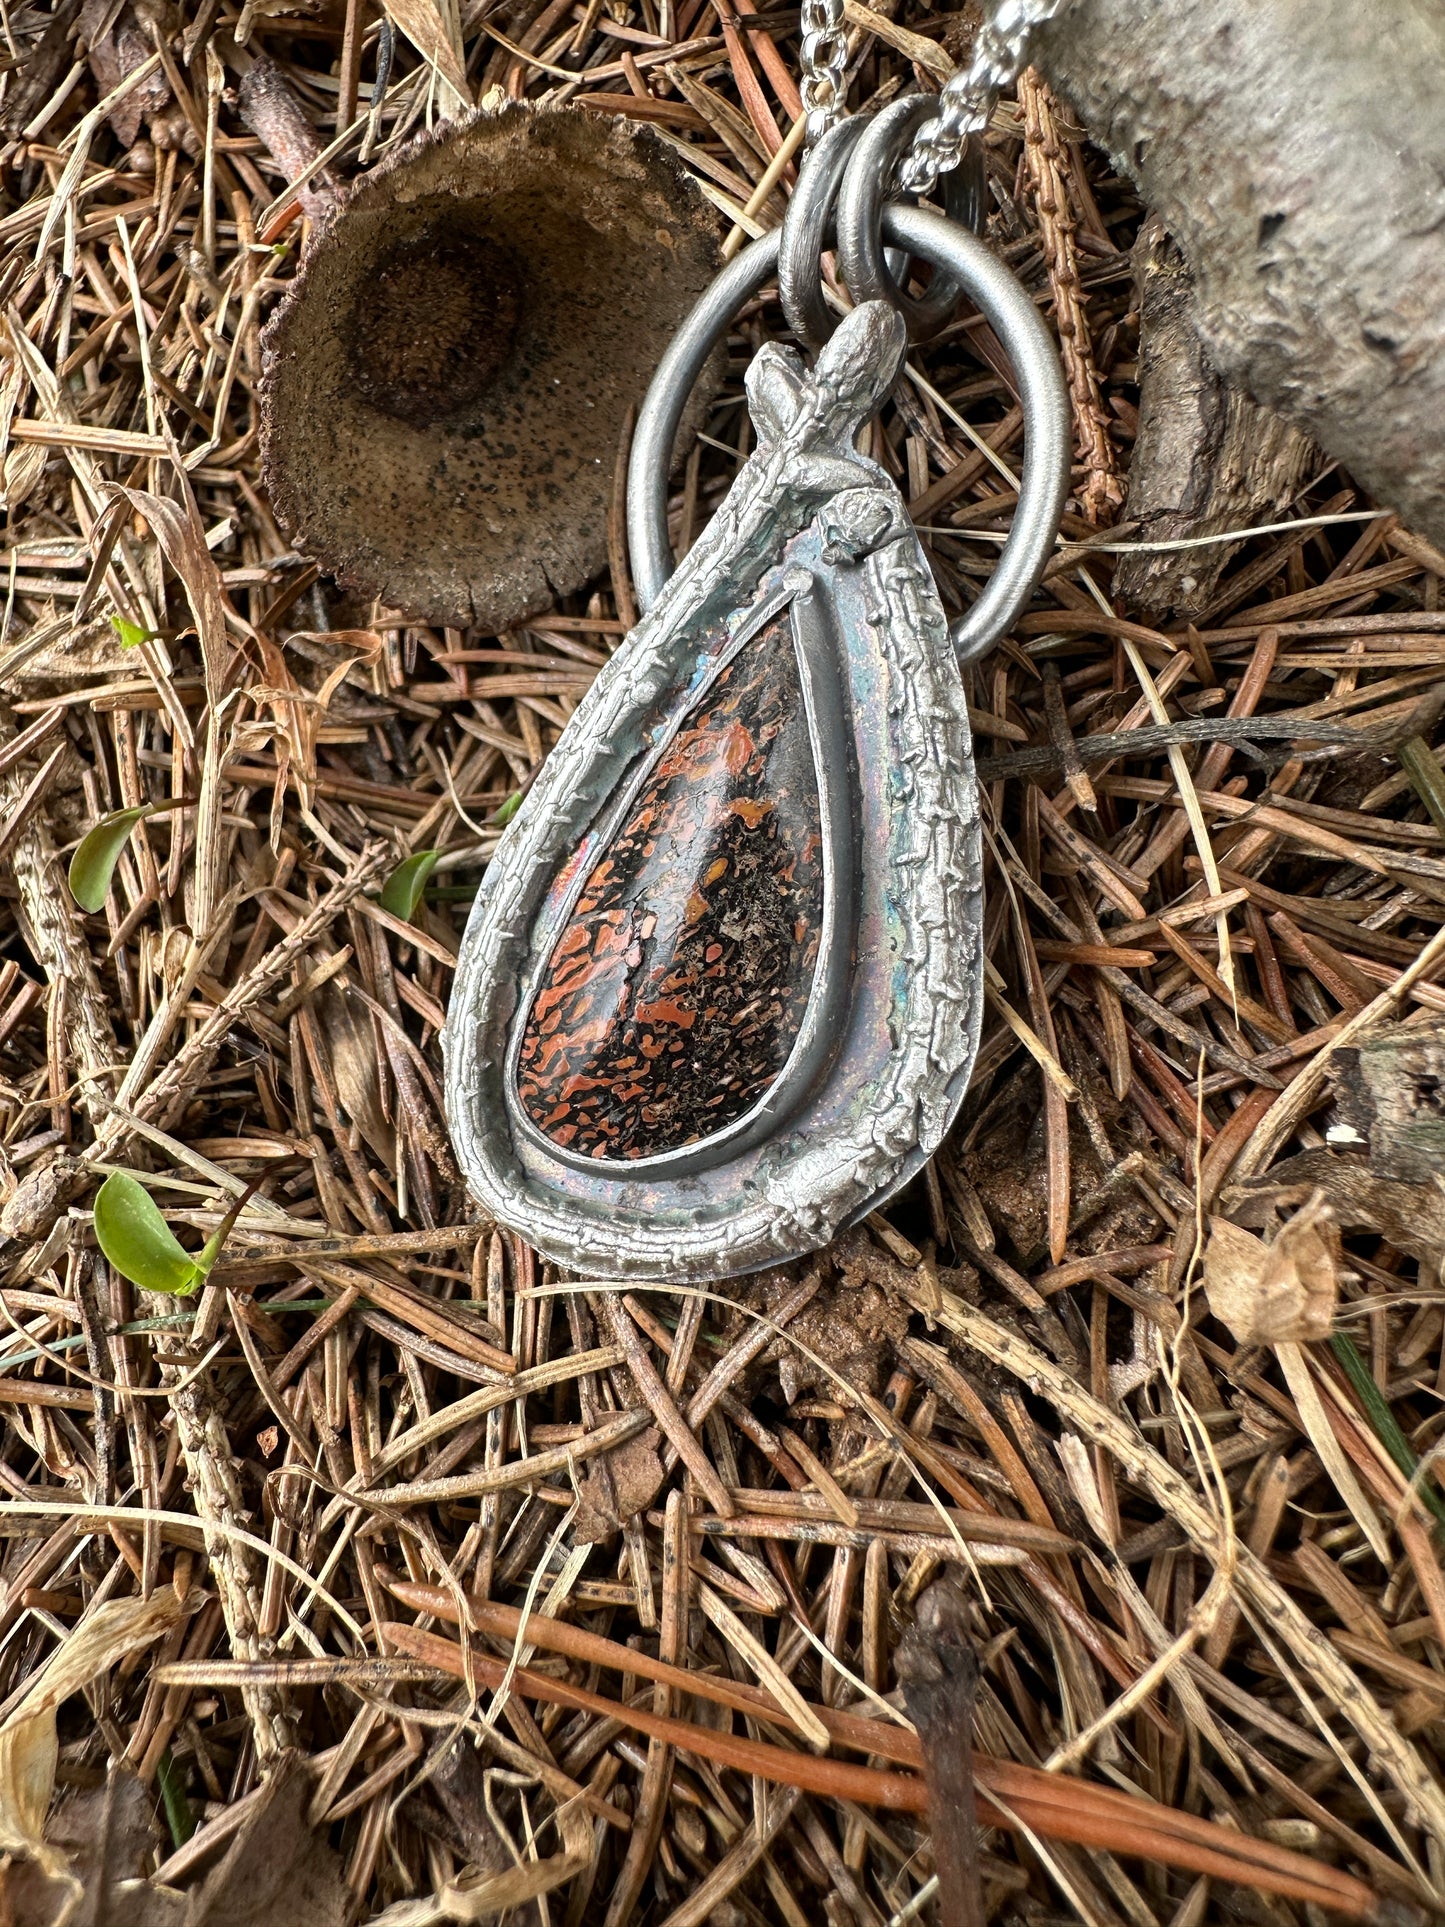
top-left (500, 572), bottom-right (857, 1182)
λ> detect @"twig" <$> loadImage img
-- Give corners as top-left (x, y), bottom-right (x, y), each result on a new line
top-left (895, 1578), bottom-right (984, 1927)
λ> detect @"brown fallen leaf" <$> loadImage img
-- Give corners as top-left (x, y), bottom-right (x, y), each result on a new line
top-left (379, 0), bottom-right (469, 114)
top-left (400, 1731), bottom-right (515, 1877)
top-left (1203, 1188), bottom-right (1340, 1347)
top-left (370, 1778), bottom-right (590, 1926)
top-left (3, 1752), bottom-right (350, 1927)
top-left (79, 0), bottom-right (186, 152)
top-left (1222, 1148), bottom-right (1445, 1279)
top-left (0, 1589), bottom-right (189, 1875)
top-left (318, 979), bottom-right (391, 1164)
top-left (572, 1424), bottom-right (665, 1544)
top-left (1203, 1190), bottom-right (1390, 1556)
top-left (185, 1751), bottom-right (348, 1927)
top-left (0, 1770), bottom-right (181, 1927)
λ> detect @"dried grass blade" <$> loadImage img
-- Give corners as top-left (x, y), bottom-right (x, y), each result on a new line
top-left (698, 1581), bottom-right (830, 1750)
top-left (897, 1274), bottom-right (1445, 1845)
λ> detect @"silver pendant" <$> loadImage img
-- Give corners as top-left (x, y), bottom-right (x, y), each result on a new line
top-left (445, 170), bottom-right (1069, 1282)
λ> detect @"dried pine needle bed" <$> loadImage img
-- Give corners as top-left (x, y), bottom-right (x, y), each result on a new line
top-left (2, 0), bottom-right (1445, 1922)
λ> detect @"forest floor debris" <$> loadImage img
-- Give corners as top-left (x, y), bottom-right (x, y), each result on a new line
top-left (2, 0), bottom-right (1445, 1921)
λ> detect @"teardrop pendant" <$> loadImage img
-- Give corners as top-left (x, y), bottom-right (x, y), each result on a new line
top-left (513, 590), bottom-right (845, 1171)
top-left (450, 302), bottom-right (985, 1280)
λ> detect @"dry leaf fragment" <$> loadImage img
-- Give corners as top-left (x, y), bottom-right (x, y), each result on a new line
top-left (318, 980), bottom-right (391, 1162)
top-left (370, 1825), bottom-right (590, 1925)
top-left (1222, 1148), bottom-right (1445, 1280)
top-left (0, 1769), bottom-right (178, 1927)
top-left (181, 1752), bottom-right (348, 1926)
top-left (571, 1424), bottom-right (665, 1543)
top-left (379, 0), bottom-right (469, 115)
top-left (78, 0), bottom-right (186, 152)
top-left (402, 1732), bottom-right (516, 1877)
top-left (0, 1589), bottom-right (189, 1874)
top-left (108, 481), bottom-right (235, 932)
top-left (1204, 1194), bottom-right (1386, 1556)
top-left (1203, 1190), bottom-right (1340, 1347)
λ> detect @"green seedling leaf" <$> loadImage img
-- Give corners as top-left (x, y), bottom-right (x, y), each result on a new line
top-left (157, 1747), bottom-right (195, 1847)
top-left (68, 807), bottom-right (149, 912)
top-left (494, 790), bottom-right (523, 828)
top-left (380, 849), bottom-right (442, 922)
top-left (94, 1172), bottom-right (204, 1295)
top-left (94, 1170), bottom-right (261, 1297)
top-left (68, 798), bottom-right (190, 912)
top-left (109, 614), bottom-right (151, 650)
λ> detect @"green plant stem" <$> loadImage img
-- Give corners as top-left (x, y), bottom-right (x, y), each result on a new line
top-left (1330, 1331), bottom-right (1445, 1529)
top-left (157, 1748), bottom-right (195, 1846)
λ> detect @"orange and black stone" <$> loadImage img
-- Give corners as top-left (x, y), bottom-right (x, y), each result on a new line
top-left (517, 614), bottom-right (824, 1160)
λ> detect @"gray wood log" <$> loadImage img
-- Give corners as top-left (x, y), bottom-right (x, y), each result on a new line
top-left (1036, 0), bottom-right (1445, 545)
top-left (1329, 1016), bottom-right (1445, 1185)
top-left (1113, 219), bottom-right (1315, 623)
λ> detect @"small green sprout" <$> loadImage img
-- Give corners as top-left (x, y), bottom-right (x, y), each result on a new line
top-left (379, 849), bottom-right (442, 923)
top-left (93, 1171), bottom-right (254, 1297)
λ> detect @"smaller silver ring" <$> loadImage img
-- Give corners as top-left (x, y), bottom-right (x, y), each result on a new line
top-left (778, 116), bottom-right (867, 350)
top-left (836, 96), bottom-right (980, 341)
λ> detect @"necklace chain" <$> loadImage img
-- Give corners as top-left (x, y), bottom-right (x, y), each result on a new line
top-left (798, 0), bottom-right (851, 144)
top-left (800, 0), bottom-right (1069, 194)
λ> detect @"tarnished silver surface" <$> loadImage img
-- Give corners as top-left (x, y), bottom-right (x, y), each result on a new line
top-left (445, 303), bottom-right (990, 1280)
top-left (780, 112), bottom-right (984, 349)
top-left (778, 117), bottom-right (867, 350)
top-left (834, 98), bottom-right (977, 341)
top-left (627, 204), bottom-right (1072, 660)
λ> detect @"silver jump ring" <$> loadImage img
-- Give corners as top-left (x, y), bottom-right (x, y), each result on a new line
top-left (836, 96), bottom-right (983, 341)
top-left (627, 204), bottom-right (1070, 662)
top-left (778, 116), bottom-right (867, 350)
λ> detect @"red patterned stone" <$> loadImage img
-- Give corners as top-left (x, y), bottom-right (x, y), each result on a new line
top-left (517, 614), bottom-right (823, 1160)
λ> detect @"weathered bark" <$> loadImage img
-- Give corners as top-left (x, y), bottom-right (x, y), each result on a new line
top-left (1114, 219), bottom-right (1315, 622)
top-left (1036, 0), bottom-right (1445, 545)
top-left (0, 0), bottom-right (83, 137)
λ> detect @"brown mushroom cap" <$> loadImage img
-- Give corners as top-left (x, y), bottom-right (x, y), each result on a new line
top-left (259, 105), bottom-right (723, 631)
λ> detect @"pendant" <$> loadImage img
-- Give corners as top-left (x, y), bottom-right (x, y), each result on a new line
top-left (445, 186), bottom-right (1070, 1282)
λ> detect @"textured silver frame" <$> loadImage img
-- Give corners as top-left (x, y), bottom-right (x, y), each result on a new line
top-left (446, 286), bottom-right (1067, 1281)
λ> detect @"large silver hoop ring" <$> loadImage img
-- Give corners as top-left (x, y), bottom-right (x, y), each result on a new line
top-left (627, 204), bottom-right (1070, 664)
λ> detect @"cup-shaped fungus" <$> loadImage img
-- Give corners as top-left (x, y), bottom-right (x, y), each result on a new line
top-left (259, 104), bottom-right (722, 631)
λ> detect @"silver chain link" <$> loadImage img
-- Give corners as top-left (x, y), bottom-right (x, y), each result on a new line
top-left (798, 0), bottom-right (850, 144)
top-left (799, 0), bottom-right (1069, 193)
